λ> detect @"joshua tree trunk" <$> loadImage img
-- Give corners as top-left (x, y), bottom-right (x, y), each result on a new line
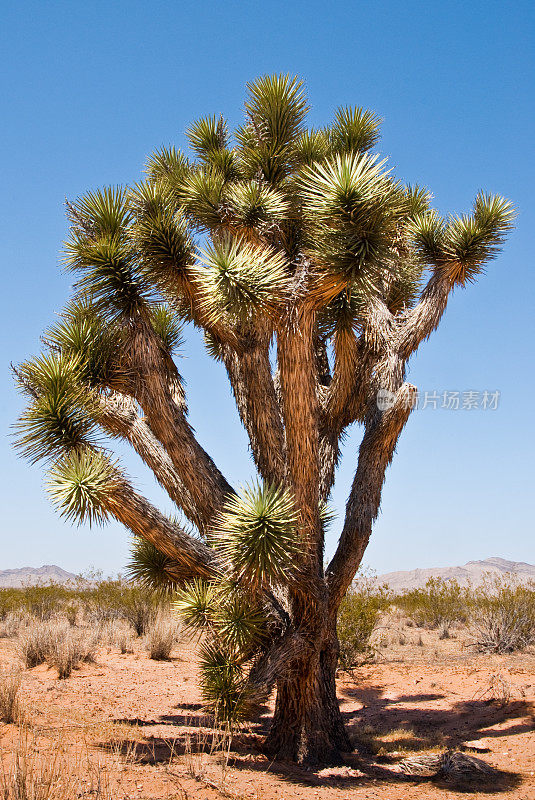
top-left (265, 633), bottom-right (351, 765)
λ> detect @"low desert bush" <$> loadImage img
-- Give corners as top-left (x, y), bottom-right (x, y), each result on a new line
top-left (18, 619), bottom-right (54, 668)
top-left (46, 623), bottom-right (99, 679)
top-left (337, 575), bottom-right (391, 670)
top-left (0, 668), bottom-right (23, 723)
top-left (18, 619), bottom-right (98, 677)
top-left (470, 575), bottom-right (535, 653)
top-left (395, 578), bottom-right (472, 629)
top-left (145, 614), bottom-right (182, 660)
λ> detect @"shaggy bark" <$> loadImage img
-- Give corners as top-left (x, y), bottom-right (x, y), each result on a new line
top-left (327, 381), bottom-right (416, 609)
top-left (277, 313), bottom-right (323, 578)
top-left (129, 320), bottom-right (235, 527)
top-left (263, 621), bottom-right (351, 765)
top-left (96, 392), bottom-right (207, 532)
top-left (221, 322), bottom-right (286, 486)
top-left (107, 481), bottom-right (216, 581)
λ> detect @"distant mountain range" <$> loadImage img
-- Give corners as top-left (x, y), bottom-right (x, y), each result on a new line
top-left (0, 565), bottom-right (77, 588)
top-left (1, 557), bottom-right (534, 591)
top-left (377, 557), bottom-right (535, 591)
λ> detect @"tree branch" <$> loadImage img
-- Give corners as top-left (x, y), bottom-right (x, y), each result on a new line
top-left (95, 392), bottom-right (210, 533)
top-left (221, 320), bottom-right (286, 486)
top-left (326, 382), bottom-right (416, 610)
top-left (107, 480), bottom-right (216, 581)
top-left (397, 272), bottom-right (454, 360)
top-left (127, 318), bottom-right (235, 528)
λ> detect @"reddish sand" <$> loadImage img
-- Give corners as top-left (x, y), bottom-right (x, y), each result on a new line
top-left (1, 635), bottom-right (534, 799)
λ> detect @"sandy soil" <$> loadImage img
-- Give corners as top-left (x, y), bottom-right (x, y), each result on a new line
top-left (1, 630), bottom-right (534, 799)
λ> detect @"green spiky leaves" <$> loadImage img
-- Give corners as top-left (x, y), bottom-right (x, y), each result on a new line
top-left (245, 74), bottom-right (308, 150)
top-left (173, 578), bottom-right (219, 633)
top-left (237, 74), bottom-right (309, 183)
top-left (299, 153), bottom-right (404, 289)
top-left (226, 181), bottom-right (289, 231)
top-left (14, 353), bottom-right (100, 464)
top-left (409, 193), bottom-right (515, 285)
top-left (130, 181), bottom-right (194, 296)
top-left (198, 640), bottom-right (254, 725)
top-left (195, 235), bottom-right (289, 324)
top-left (329, 106), bottom-right (381, 155)
top-left (126, 536), bottom-right (186, 593)
top-left (211, 482), bottom-right (300, 589)
top-left (46, 448), bottom-right (119, 526)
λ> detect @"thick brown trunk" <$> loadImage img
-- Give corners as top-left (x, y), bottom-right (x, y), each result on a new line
top-left (263, 627), bottom-right (352, 766)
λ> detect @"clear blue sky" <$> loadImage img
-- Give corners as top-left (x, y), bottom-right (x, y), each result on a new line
top-left (1, 0), bottom-right (534, 576)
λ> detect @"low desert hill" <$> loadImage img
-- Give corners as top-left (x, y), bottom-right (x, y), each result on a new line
top-left (377, 556), bottom-right (535, 591)
top-left (0, 565), bottom-right (77, 587)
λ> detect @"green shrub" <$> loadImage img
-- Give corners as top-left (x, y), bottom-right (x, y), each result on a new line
top-left (337, 576), bottom-right (391, 671)
top-left (470, 575), bottom-right (535, 653)
top-left (80, 576), bottom-right (161, 634)
top-left (395, 577), bottom-right (471, 629)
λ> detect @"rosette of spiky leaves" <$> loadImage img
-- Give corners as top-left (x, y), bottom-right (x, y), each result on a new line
top-left (408, 193), bottom-right (515, 285)
top-left (126, 536), bottom-right (184, 594)
top-left (299, 153), bottom-right (405, 290)
top-left (14, 353), bottom-right (100, 464)
top-left (328, 106), bottom-right (381, 156)
top-left (226, 180), bottom-right (289, 233)
top-left (440, 193), bottom-right (516, 285)
top-left (198, 640), bottom-right (254, 725)
top-left (317, 285), bottom-right (367, 338)
top-left (46, 448), bottom-right (119, 526)
top-left (186, 115), bottom-right (239, 181)
top-left (44, 298), bottom-right (126, 390)
top-left (236, 74), bottom-right (309, 184)
top-left (213, 592), bottom-right (267, 655)
top-left (403, 184), bottom-right (433, 219)
top-left (176, 166), bottom-right (228, 230)
top-left (194, 235), bottom-right (289, 325)
top-left (64, 187), bottom-right (151, 320)
top-left (145, 146), bottom-right (190, 186)
top-left (129, 181), bottom-right (195, 298)
top-left (172, 579), bottom-right (219, 633)
top-left (293, 129), bottom-right (330, 167)
top-left (66, 186), bottom-right (132, 241)
top-left (149, 305), bottom-right (184, 355)
top-left (210, 482), bottom-right (300, 589)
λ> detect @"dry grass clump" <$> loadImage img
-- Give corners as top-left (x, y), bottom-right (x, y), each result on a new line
top-left (18, 619), bottom-right (54, 668)
top-left (0, 668), bottom-right (23, 724)
top-left (46, 623), bottom-right (99, 679)
top-left (100, 619), bottom-right (135, 654)
top-left (0, 612), bottom-right (27, 639)
top-left (17, 619), bottom-right (98, 678)
top-left (145, 614), bottom-right (182, 660)
top-left (0, 728), bottom-right (116, 800)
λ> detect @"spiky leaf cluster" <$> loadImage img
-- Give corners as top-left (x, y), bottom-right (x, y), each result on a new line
top-left (210, 482), bottom-right (300, 589)
top-left (46, 448), bottom-right (119, 526)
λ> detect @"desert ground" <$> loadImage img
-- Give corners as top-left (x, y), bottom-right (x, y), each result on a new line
top-left (1, 619), bottom-right (534, 800)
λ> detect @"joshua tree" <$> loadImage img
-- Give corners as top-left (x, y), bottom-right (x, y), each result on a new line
top-left (14, 75), bottom-right (514, 765)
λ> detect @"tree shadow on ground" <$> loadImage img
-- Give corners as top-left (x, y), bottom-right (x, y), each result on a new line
top-left (340, 684), bottom-right (534, 752)
top-left (103, 687), bottom-right (530, 794)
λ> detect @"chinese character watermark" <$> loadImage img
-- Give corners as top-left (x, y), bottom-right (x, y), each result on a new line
top-left (376, 389), bottom-right (500, 411)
